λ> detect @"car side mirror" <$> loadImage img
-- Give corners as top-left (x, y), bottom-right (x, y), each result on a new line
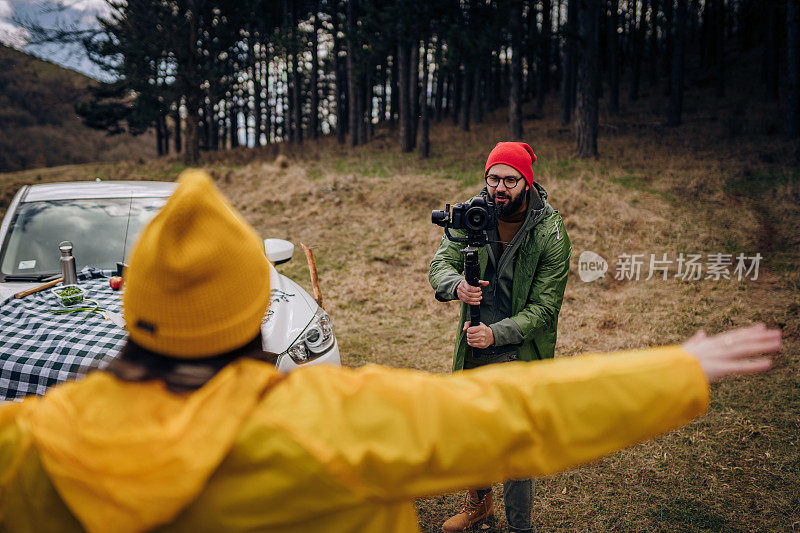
top-left (264, 239), bottom-right (294, 265)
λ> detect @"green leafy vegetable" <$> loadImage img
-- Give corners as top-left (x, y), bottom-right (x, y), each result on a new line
top-left (54, 286), bottom-right (84, 306)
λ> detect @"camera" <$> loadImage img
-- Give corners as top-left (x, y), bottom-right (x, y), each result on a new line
top-left (431, 195), bottom-right (497, 236)
top-left (432, 195), bottom-right (497, 327)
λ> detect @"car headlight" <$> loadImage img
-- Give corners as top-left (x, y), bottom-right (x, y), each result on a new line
top-left (284, 308), bottom-right (335, 364)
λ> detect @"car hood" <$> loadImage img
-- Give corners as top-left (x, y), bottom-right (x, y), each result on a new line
top-left (1, 265), bottom-right (318, 357)
top-left (0, 282), bottom-right (34, 303)
top-left (261, 263), bottom-right (318, 355)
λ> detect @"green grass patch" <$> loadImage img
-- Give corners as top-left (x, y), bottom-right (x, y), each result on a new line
top-left (610, 170), bottom-right (679, 203)
top-left (151, 161), bottom-right (188, 179)
top-left (725, 168), bottom-right (800, 196)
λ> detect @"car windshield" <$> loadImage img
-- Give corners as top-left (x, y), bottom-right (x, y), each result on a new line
top-left (0, 198), bottom-right (166, 278)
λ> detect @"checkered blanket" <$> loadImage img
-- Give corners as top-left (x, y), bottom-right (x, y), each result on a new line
top-left (0, 278), bottom-right (127, 401)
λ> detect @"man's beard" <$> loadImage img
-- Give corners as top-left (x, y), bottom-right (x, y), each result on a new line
top-left (492, 190), bottom-right (527, 220)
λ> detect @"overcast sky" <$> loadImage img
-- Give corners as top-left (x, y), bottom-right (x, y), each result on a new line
top-left (0, 0), bottom-right (112, 80)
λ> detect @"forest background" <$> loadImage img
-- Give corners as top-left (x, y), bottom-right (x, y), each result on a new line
top-left (1, 0), bottom-right (799, 530)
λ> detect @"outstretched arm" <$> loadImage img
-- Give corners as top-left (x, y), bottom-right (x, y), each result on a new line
top-left (268, 324), bottom-right (780, 502)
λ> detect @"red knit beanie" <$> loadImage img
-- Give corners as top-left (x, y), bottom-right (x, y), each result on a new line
top-left (484, 142), bottom-right (537, 186)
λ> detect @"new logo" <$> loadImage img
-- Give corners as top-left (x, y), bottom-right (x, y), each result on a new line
top-left (578, 251), bottom-right (608, 282)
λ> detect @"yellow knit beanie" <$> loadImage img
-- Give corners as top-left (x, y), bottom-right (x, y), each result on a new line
top-left (123, 170), bottom-right (270, 358)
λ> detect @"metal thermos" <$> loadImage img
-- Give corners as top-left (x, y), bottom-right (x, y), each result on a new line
top-left (59, 241), bottom-right (78, 285)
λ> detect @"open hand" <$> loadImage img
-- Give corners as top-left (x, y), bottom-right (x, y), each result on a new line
top-left (457, 279), bottom-right (489, 305)
top-left (463, 321), bottom-right (495, 349)
top-left (681, 323), bottom-right (781, 383)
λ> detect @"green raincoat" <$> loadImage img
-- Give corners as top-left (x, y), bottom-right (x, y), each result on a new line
top-left (429, 184), bottom-right (571, 370)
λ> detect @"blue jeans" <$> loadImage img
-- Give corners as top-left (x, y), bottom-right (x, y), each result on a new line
top-left (466, 352), bottom-right (535, 532)
top-left (476, 480), bottom-right (534, 532)
top-left (502, 479), bottom-right (535, 532)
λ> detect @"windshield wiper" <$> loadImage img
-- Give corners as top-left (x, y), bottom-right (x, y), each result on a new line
top-left (3, 273), bottom-right (61, 282)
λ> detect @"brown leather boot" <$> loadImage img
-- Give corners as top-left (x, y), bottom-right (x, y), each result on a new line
top-left (441, 490), bottom-right (494, 532)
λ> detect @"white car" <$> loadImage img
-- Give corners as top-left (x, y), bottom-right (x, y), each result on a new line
top-left (0, 180), bottom-right (340, 374)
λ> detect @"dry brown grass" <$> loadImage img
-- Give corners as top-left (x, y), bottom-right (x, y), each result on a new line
top-left (217, 104), bottom-right (799, 531)
top-left (1, 82), bottom-right (798, 531)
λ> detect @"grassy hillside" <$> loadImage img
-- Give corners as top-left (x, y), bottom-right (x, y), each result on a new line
top-left (0, 44), bottom-right (154, 172)
top-left (1, 73), bottom-right (798, 530)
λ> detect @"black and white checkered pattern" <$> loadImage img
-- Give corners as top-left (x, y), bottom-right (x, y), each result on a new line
top-left (0, 278), bottom-right (127, 401)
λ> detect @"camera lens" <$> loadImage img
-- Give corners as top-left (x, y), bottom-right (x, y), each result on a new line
top-left (465, 207), bottom-right (487, 231)
top-left (431, 210), bottom-right (448, 227)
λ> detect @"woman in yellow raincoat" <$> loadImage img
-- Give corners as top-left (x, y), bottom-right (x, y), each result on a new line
top-left (0, 171), bottom-right (780, 533)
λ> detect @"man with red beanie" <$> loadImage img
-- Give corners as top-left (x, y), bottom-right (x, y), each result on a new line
top-left (429, 142), bottom-right (572, 532)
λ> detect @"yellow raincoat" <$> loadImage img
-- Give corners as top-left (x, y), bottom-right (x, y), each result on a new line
top-left (0, 345), bottom-right (708, 533)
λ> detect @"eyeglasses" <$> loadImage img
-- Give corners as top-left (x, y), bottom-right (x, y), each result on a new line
top-left (485, 174), bottom-right (522, 189)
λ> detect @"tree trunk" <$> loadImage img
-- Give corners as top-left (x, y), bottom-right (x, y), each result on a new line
top-left (502, 50), bottom-right (511, 102)
top-left (525, 2), bottom-right (539, 102)
top-left (664, 0), bottom-right (674, 94)
top-left (459, 64), bottom-right (471, 131)
top-left (286, 0), bottom-right (302, 145)
top-left (211, 102), bottom-right (219, 150)
top-left (701, 0), bottom-right (712, 69)
top-left (648, 0), bottom-right (659, 86)
top-left (285, 54), bottom-right (294, 142)
top-left (537, 0), bottom-right (552, 112)
top-left (689, 0), bottom-right (700, 46)
top-left (561, 0), bottom-right (578, 126)
top-left (607, 0), bottom-right (619, 115)
top-left (629, 0), bottom-right (644, 101)
top-left (200, 103), bottom-right (208, 151)
top-left (173, 103), bottom-right (182, 153)
top-left (561, 43), bottom-right (572, 126)
top-left (164, 115), bottom-right (171, 154)
top-left (247, 27), bottom-right (259, 147)
top-left (418, 40), bottom-right (430, 159)
top-left (264, 58), bottom-right (272, 144)
top-left (156, 115), bottom-right (164, 156)
top-left (714, 0), bottom-right (724, 98)
top-left (361, 66), bottom-right (371, 142)
top-left (399, 42), bottom-right (413, 152)
top-left (787, 0), bottom-right (800, 138)
top-left (509, 0), bottom-right (524, 138)
top-left (409, 42), bottom-right (419, 146)
top-left (666, 0), bottom-right (687, 126)
top-left (390, 46), bottom-right (399, 130)
top-left (444, 71), bottom-right (452, 120)
top-left (576, 0), bottom-right (600, 158)
top-left (254, 51), bottom-right (263, 147)
top-left (310, 7), bottom-right (320, 140)
top-left (765, 0), bottom-right (779, 101)
top-left (212, 100), bottom-right (219, 150)
top-left (182, 8), bottom-right (200, 165)
top-left (471, 65), bottom-right (483, 123)
top-left (441, 70), bottom-right (448, 119)
top-left (555, 0), bottom-right (563, 90)
top-left (219, 105), bottom-right (227, 149)
top-left (452, 70), bottom-right (461, 126)
top-left (284, 65), bottom-right (291, 141)
top-left (291, 48), bottom-right (303, 145)
top-left (229, 100), bottom-right (238, 148)
top-left (486, 52), bottom-right (496, 113)
top-left (346, 0), bottom-right (359, 146)
top-left (331, 0), bottom-right (346, 143)
top-left (257, 28), bottom-right (267, 146)
top-left (379, 62), bottom-right (387, 122)
top-left (434, 41), bottom-right (444, 122)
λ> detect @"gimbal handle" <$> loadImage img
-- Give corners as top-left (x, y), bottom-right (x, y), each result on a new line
top-left (462, 246), bottom-right (482, 328)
